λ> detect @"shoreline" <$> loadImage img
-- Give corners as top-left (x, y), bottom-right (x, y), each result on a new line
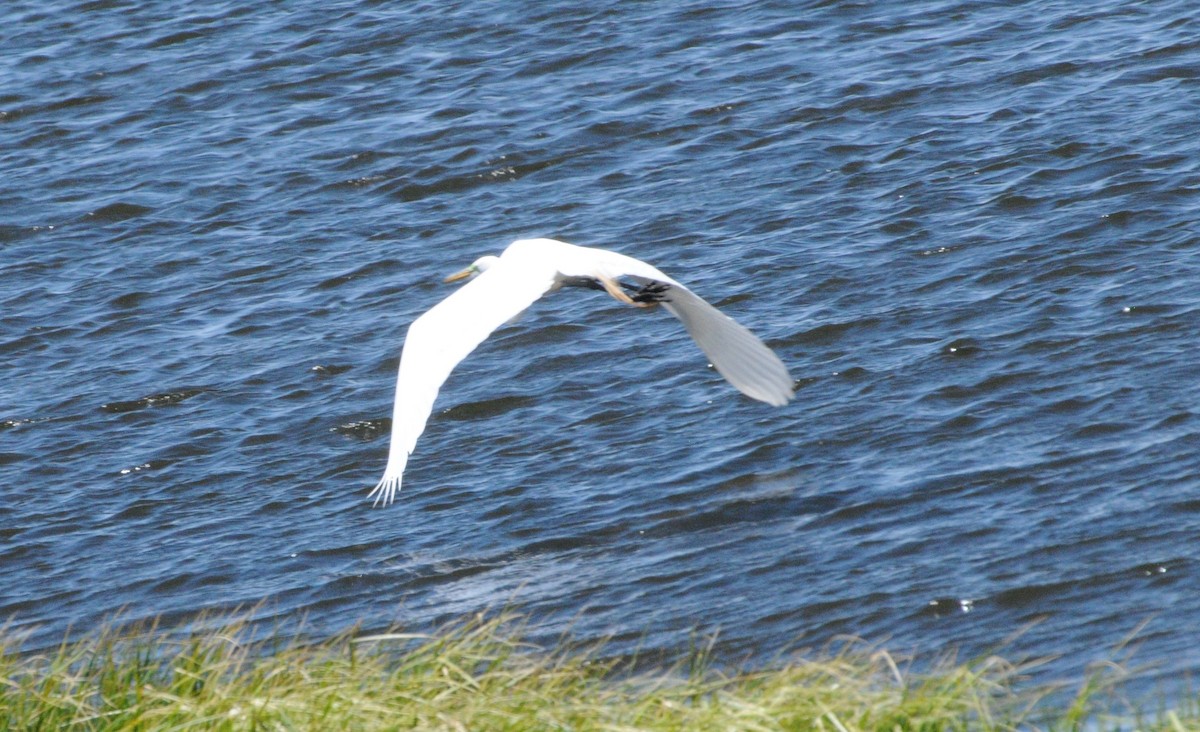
top-left (1, 610), bottom-right (1186, 730)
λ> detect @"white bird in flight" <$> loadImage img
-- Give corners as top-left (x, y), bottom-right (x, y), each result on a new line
top-left (369, 238), bottom-right (793, 506)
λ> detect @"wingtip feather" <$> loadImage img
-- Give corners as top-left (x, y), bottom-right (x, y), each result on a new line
top-left (367, 475), bottom-right (401, 507)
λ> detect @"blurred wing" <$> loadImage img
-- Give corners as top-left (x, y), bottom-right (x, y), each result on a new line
top-left (583, 247), bottom-right (794, 406)
top-left (583, 246), bottom-right (794, 406)
top-left (654, 283), bottom-right (795, 407)
top-left (369, 261), bottom-right (558, 506)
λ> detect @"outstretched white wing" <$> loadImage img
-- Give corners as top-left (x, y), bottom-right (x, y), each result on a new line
top-left (369, 257), bottom-right (558, 506)
top-left (655, 283), bottom-right (794, 407)
top-left (581, 246), bottom-right (795, 408)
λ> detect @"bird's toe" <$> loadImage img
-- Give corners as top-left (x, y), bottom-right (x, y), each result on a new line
top-left (631, 282), bottom-right (671, 304)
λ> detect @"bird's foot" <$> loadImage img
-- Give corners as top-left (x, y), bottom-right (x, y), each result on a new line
top-left (630, 282), bottom-right (670, 306)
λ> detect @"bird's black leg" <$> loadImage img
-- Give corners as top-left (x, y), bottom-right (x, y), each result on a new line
top-left (594, 275), bottom-right (670, 307)
top-left (630, 281), bottom-right (671, 304)
top-left (561, 276), bottom-right (607, 291)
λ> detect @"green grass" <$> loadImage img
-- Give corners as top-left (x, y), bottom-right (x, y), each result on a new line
top-left (0, 611), bottom-right (1189, 731)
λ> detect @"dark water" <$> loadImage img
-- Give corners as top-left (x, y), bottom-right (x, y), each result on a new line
top-left (4, 0), bottom-right (1200, 696)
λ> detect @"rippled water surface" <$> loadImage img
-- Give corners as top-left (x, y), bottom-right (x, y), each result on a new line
top-left (4, 0), bottom-right (1200, 694)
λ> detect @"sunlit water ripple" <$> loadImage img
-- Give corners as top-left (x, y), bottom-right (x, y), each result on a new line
top-left (3, 0), bottom-right (1200, 696)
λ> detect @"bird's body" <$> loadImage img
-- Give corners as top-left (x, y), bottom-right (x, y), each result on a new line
top-left (369, 238), bottom-right (792, 506)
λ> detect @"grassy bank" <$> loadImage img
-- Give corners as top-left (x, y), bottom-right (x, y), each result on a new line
top-left (0, 612), bottom-right (1186, 731)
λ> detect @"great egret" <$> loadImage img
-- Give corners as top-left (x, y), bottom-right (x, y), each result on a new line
top-left (369, 238), bottom-right (793, 506)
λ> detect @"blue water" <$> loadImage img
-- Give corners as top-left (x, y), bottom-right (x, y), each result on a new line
top-left (4, 0), bottom-right (1200, 696)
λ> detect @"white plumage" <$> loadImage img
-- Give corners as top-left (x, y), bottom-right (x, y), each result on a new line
top-left (369, 238), bottom-right (793, 506)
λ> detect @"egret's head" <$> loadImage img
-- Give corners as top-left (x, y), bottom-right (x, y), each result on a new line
top-left (444, 255), bottom-right (500, 283)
